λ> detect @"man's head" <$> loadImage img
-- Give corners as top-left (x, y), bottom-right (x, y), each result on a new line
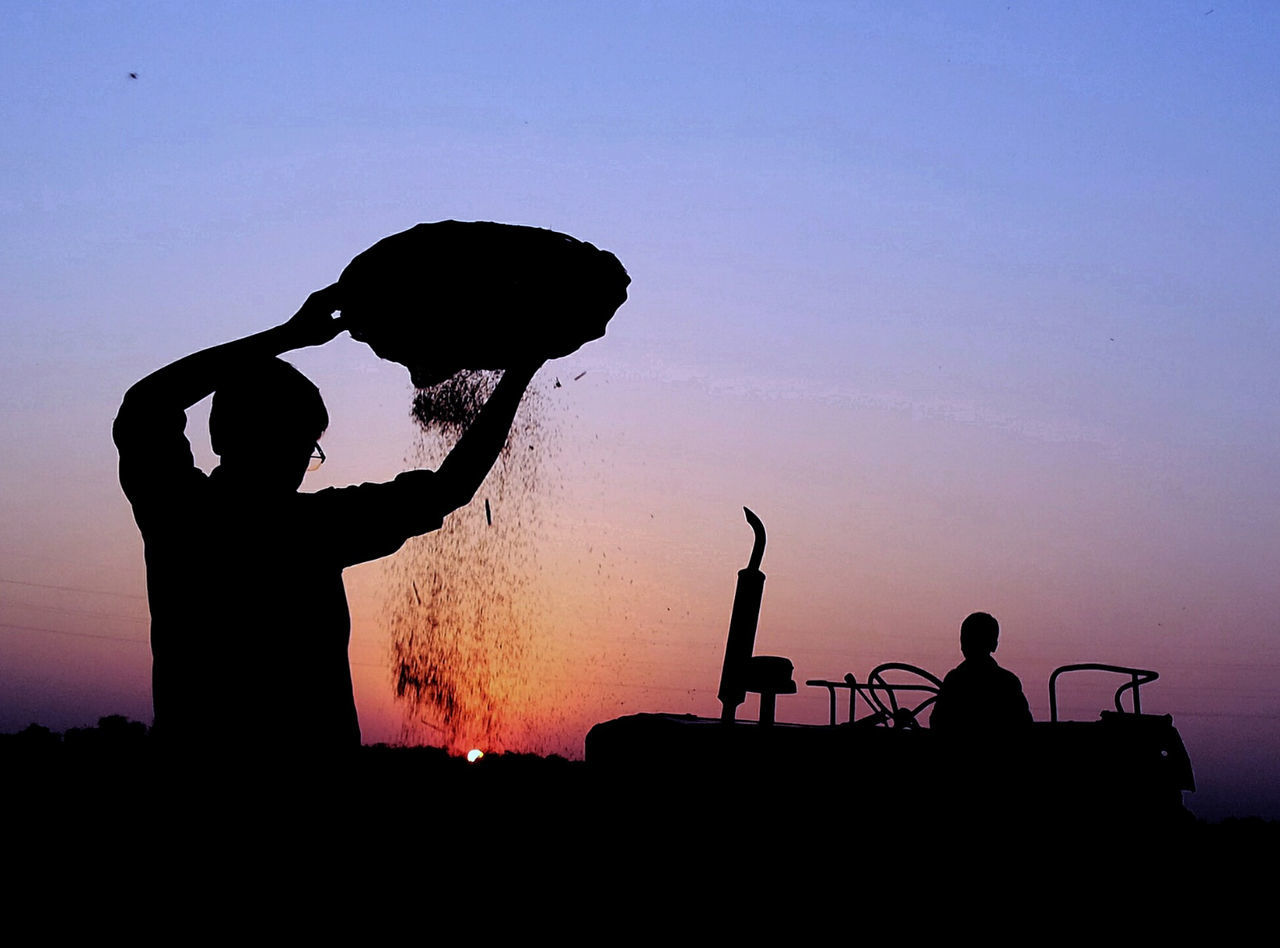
top-left (209, 358), bottom-right (328, 491)
top-left (960, 612), bottom-right (999, 659)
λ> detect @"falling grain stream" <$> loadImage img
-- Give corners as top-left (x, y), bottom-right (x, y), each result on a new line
top-left (383, 370), bottom-right (556, 752)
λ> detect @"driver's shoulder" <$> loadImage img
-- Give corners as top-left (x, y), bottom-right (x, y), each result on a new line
top-left (994, 663), bottom-right (1027, 690)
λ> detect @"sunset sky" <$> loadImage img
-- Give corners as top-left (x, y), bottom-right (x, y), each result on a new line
top-left (2, 2), bottom-right (1278, 820)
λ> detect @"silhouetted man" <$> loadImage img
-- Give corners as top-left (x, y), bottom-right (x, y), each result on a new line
top-left (114, 284), bottom-right (543, 752)
top-left (929, 612), bottom-right (1032, 733)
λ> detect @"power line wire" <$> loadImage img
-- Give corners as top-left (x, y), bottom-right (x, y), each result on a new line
top-left (0, 578), bottom-right (145, 600)
top-left (2, 597), bottom-right (148, 624)
top-left (0, 622), bottom-right (148, 645)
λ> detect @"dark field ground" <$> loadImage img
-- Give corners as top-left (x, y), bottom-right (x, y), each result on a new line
top-left (5, 715), bottom-right (1274, 919)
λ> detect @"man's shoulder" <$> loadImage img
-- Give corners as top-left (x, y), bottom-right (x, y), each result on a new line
top-left (943, 658), bottom-right (988, 680)
top-left (994, 663), bottom-right (1025, 687)
top-left (942, 657), bottom-right (1020, 688)
top-left (298, 469), bottom-right (438, 508)
top-left (294, 469), bottom-right (444, 566)
top-left (122, 460), bottom-right (210, 524)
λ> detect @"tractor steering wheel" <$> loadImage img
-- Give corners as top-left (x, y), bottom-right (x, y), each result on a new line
top-left (865, 662), bottom-right (943, 729)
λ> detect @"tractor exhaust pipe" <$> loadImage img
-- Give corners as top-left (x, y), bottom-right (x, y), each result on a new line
top-left (717, 507), bottom-right (767, 722)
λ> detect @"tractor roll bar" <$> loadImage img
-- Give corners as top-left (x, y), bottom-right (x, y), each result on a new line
top-left (1048, 663), bottom-right (1159, 722)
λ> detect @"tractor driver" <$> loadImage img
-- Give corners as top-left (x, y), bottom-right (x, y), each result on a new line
top-left (929, 612), bottom-right (1033, 733)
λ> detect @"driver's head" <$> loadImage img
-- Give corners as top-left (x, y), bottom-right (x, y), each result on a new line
top-left (960, 612), bottom-right (999, 659)
top-left (210, 357), bottom-right (328, 491)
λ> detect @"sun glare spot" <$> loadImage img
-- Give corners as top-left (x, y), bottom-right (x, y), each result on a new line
top-left (466, 748), bottom-right (484, 763)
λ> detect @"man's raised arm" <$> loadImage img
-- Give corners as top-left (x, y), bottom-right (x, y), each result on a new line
top-left (433, 360), bottom-right (544, 515)
top-left (114, 284), bottom-right (344, 424)
top-left (112, 284), bottom-right (345, 508)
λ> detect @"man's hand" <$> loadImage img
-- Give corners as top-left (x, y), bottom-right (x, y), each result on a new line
top-left (502, 358), bottom-right (547, 386)
top-left (280, 283), bottom-right (346, 349)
